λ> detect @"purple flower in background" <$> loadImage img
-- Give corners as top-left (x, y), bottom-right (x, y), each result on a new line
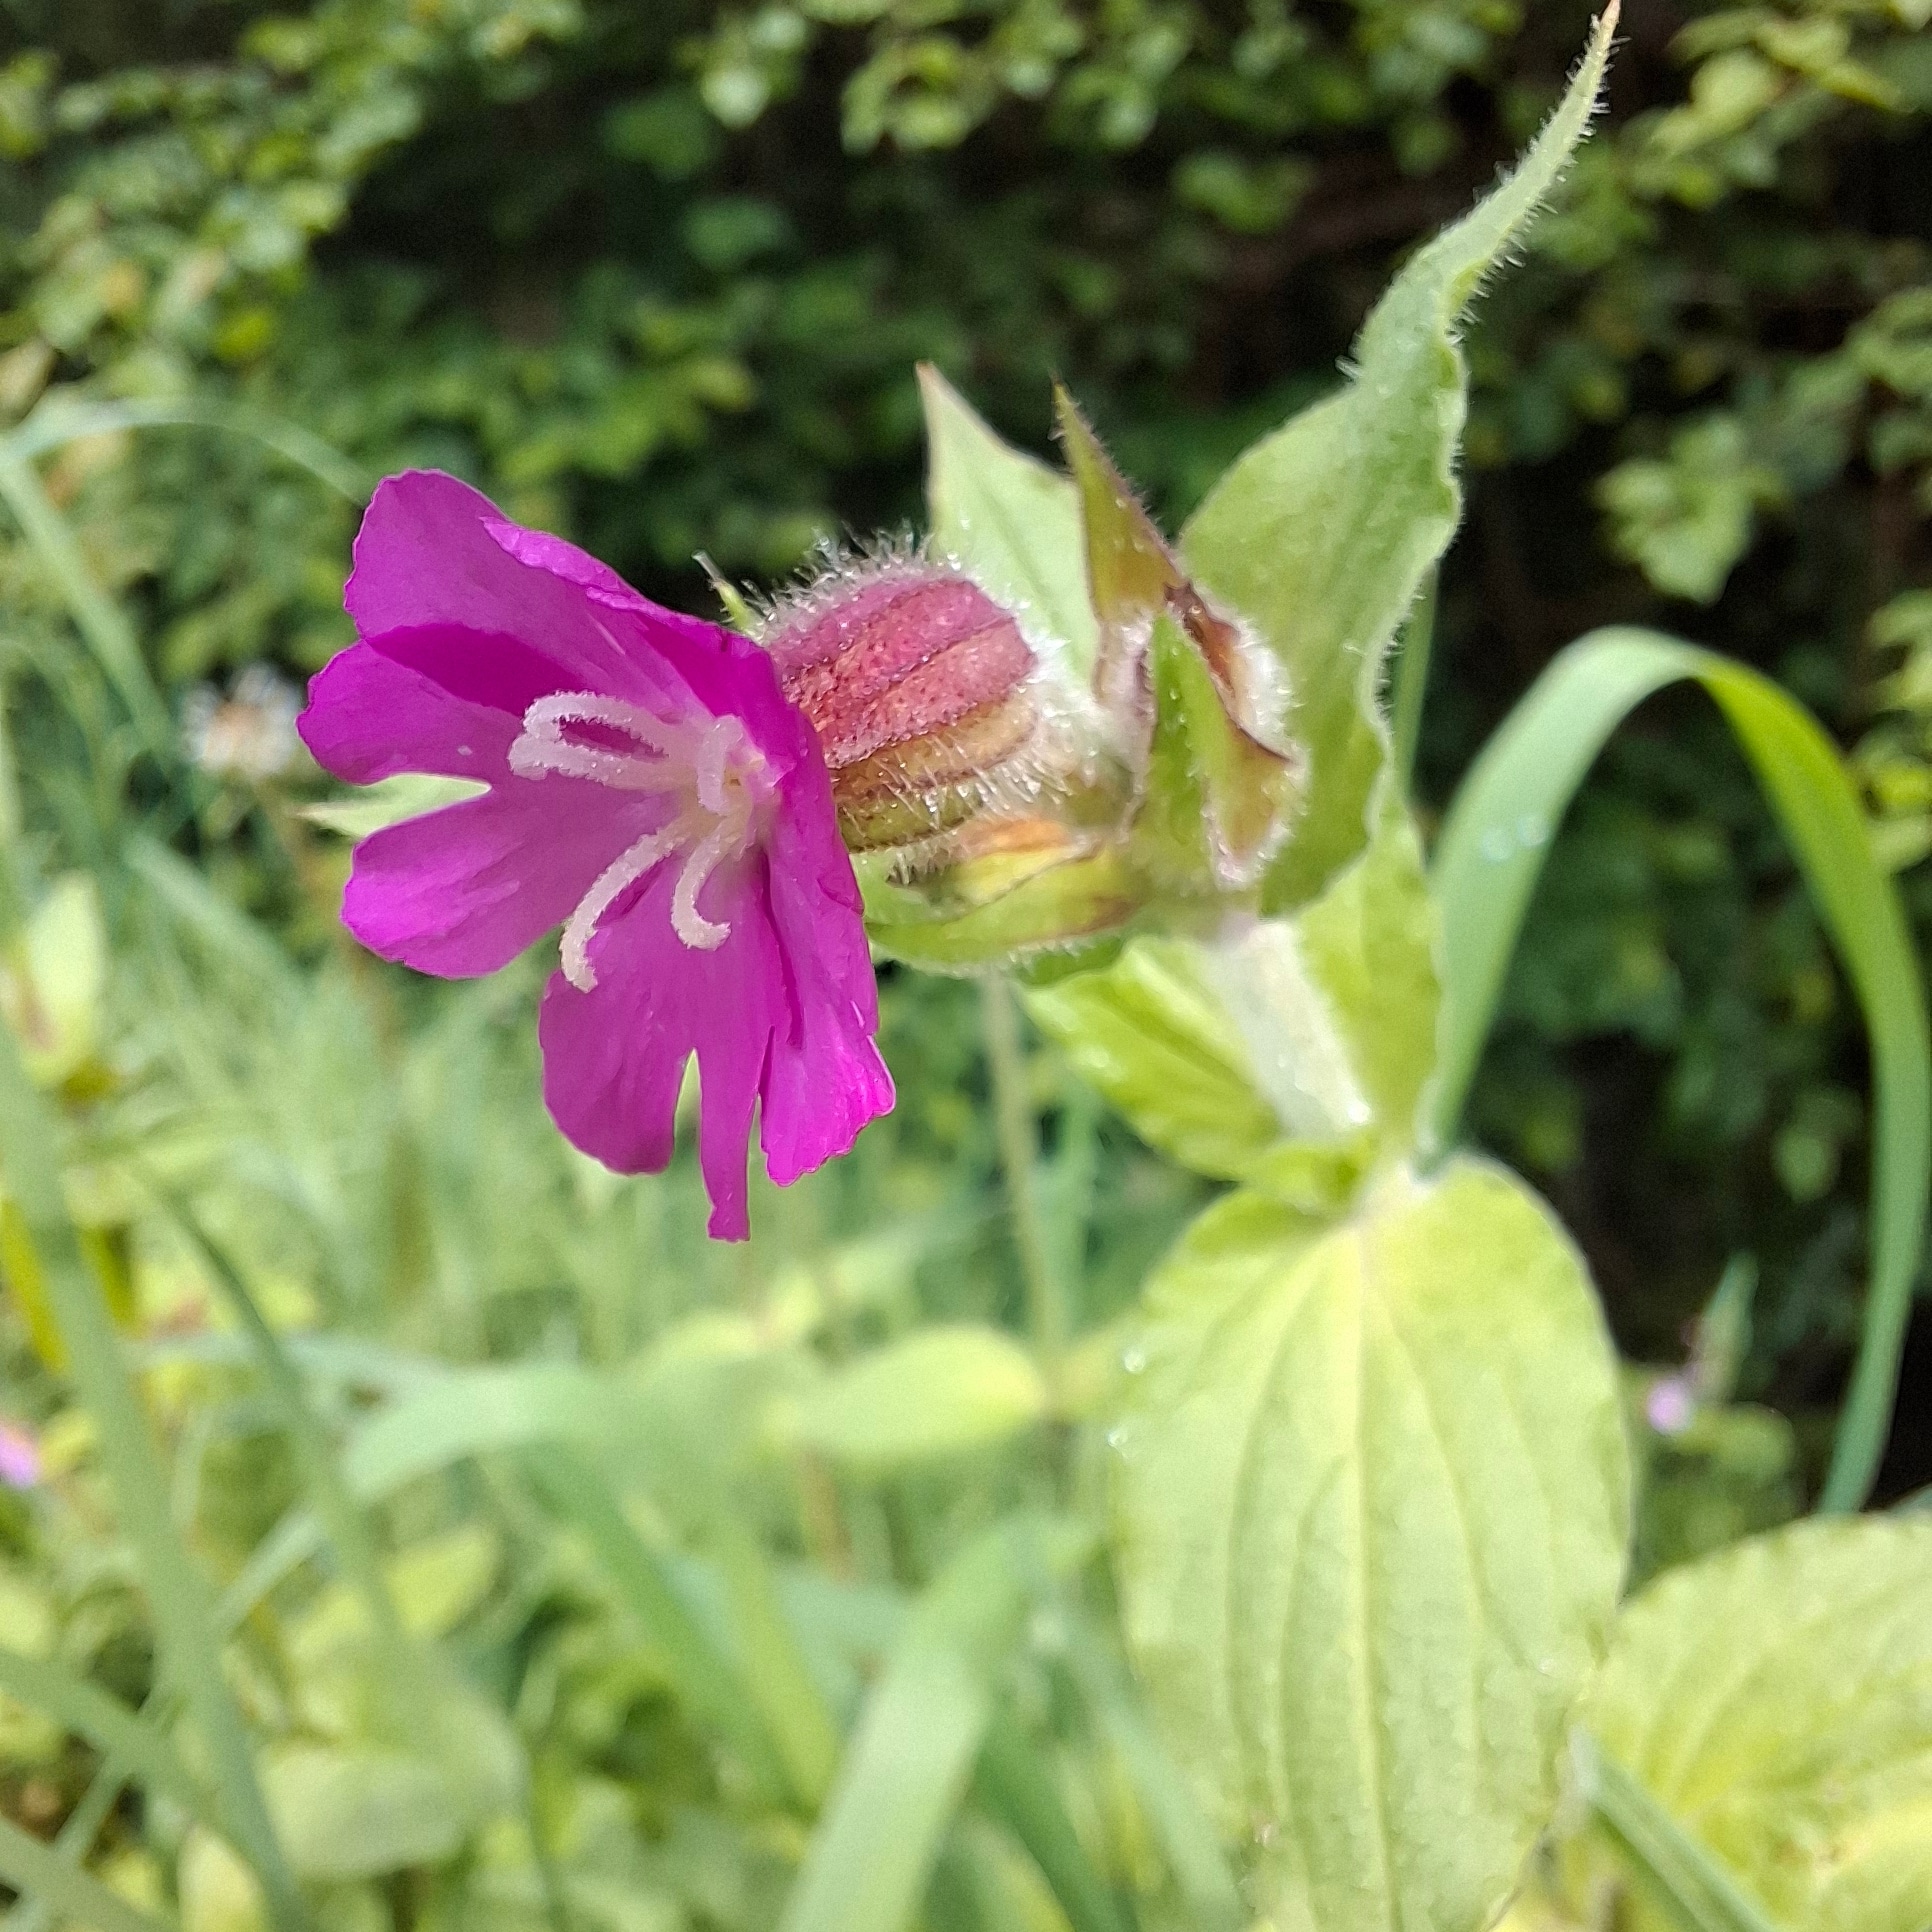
top-left (300, 472), bottom-right (894, 1238)
top-left (0, 1420), bottom-right (39, 1490)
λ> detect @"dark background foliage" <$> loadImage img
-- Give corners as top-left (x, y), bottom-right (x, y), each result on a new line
top-left (3, 0), bottom-right (1929, 1493)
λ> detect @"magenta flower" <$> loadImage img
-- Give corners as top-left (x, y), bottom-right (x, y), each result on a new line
top-left (299, 471), bottom-right (893, 1238)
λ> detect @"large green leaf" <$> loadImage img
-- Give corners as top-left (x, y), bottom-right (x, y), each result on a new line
top-left (1429, 626), bottom-right (1931, 1514)
top-left (1179, 8), bottom-right (1617, 909)
top-left (919, 362), bottom-right (1099, 680)
top-left (1578, 1518), bottom-right (1932, 1932)
top-left (1114, 1157), bottom-right (1630, 1932)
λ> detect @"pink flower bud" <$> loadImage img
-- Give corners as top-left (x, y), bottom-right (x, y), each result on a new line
top-left (763, 563), bottom-right (1039, 850)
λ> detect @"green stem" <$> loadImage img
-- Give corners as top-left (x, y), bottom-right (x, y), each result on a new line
top-left (981, 976), bottom-right (1068, 1379)
top-left (0, 939), bottom-right (305, 1932)
top-left (1578, 1732), bottom-right (1786, 1932)
top-left (1389, 564), bottom-right (1438, 794)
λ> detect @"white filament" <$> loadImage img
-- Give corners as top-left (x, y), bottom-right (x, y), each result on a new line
top-left (510, 691), bottom-right (768, 990)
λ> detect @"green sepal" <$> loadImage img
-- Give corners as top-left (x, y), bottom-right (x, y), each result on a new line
top-left (1055, 391), bottom-right (1302, 888)
top-left (859, 833), bottom-right (1141, 976)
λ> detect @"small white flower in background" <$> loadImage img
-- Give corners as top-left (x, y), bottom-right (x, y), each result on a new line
top-left (0, 1419), bottom-right (40, 1490)
top-left (182, 666), bottom-right (304, 781)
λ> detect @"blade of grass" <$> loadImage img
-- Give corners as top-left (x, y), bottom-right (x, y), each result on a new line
top-left (776, 1515), bottom-right (1088, 1932)
top-left (153, 1189), bottom-right (404, 1645)
top-left (1574, 1732), bottom-right (1786, 1932)
top-left (10, 398), bottom-right (368, 502)
top-left (0, 441), bottom-right (174, 762)
top-left (5, 1747), bottom-right (142, 1932)
top-left (973, 1712), bottom-right (1133, 1932)
top-left (518, 1444), bottom-right (791, 1802)
top-left (0, 965), bottom-right (305, 1932)
top-left (1062, 1617), bottom-right (1243, 1932)
top-left (0, 1647), bottom-right (203, 1816)
top-left (1429, 626), bottom-right (1931, 1514)
top-left (0, 1814), bottom-right (178, 1932)
top-left (709, 1519), bottom-right (842, 1810)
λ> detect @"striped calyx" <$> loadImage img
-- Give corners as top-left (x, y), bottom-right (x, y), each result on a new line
top-left (763, 562), bottom-right (1040, 852)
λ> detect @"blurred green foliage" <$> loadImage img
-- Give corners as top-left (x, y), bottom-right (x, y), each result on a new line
top-left (0, 0), bottom-right (1926, 1423)
top-left (0, 4), bottom-right (1926, 1925)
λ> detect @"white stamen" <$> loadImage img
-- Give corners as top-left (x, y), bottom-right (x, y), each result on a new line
top-left (510, 690), bottom-right (771, 983)
top-left (669, 816), bottom-right (738, 950)
top-left (560, 824), bottom-right (681, 991)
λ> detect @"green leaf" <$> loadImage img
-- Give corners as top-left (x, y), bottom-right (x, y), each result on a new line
top-left (1578, 1518), bottom-right (1932, 1932)
top-left (299, 773), bottom-right (486, 839)
top-left (777, 1515), bottom-right (1089, 1932)
top-left (1429, 625), bottom-right (1931, 1515)
top-left (1573, 1737), bottom-right (1788, 1932)
top-left (776, 1325), bottom-right (1049, 1472)
top-left (264, 1644), bottom-right (523, 1880)
top-left (1114, 1157), bottom-right (1630, 1932)
top-left (1023, 936), bottom-right (1282, 1181)
top-left (263, 1745), bottom-right (468, 1882)
top-left (919, 363), bottom-right (1100, 680)
top-left (1290, 789), bottom-right (1440, 1145)
top-left (1136, 611), bottom-right (1300, 889)
top-left (1179, 8), bottom-right (1617, 910)
top-left (859, 836), bottom-right (1141, 973)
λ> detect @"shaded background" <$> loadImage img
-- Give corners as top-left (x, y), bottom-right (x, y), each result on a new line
top-left (2, 0), bottom-right (1929, 1497)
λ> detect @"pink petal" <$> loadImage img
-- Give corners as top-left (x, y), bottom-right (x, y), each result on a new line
top-left (299, 640), bottom-right (521, 785)
top-left (343, 784), bottom-right (661, 979)
top-left (347, 472), bottom-right (638, 695)
top-left (537, 861), bottom-right (783, 1238)
top-left (759, 788), bottom-right (892, 1186)
top-left (363, 622), bottom-right (582, 720)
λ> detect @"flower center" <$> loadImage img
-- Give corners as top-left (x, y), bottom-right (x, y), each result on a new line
top-left (509, 691), bottom-right (773, 990)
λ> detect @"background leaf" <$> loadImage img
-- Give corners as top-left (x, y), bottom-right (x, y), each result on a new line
top-left (776, 1516), bottom-right (1086, 1932)
top-left (776, 1324), bottom-right (1048, 1472)
top-left (1577, 1518), bottom-right (1932, 1932)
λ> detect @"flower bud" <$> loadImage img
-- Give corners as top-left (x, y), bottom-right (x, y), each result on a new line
top-left (763, 562), bottom-right (1041, 852)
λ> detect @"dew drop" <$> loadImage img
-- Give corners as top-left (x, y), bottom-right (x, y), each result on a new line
top-left (1122, 1346), bottom-right (1148, 1375)
top-left (1479, 826), bottom-right (1513, 863)
top-left (1515, 812), bottom-right (1549, 848)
